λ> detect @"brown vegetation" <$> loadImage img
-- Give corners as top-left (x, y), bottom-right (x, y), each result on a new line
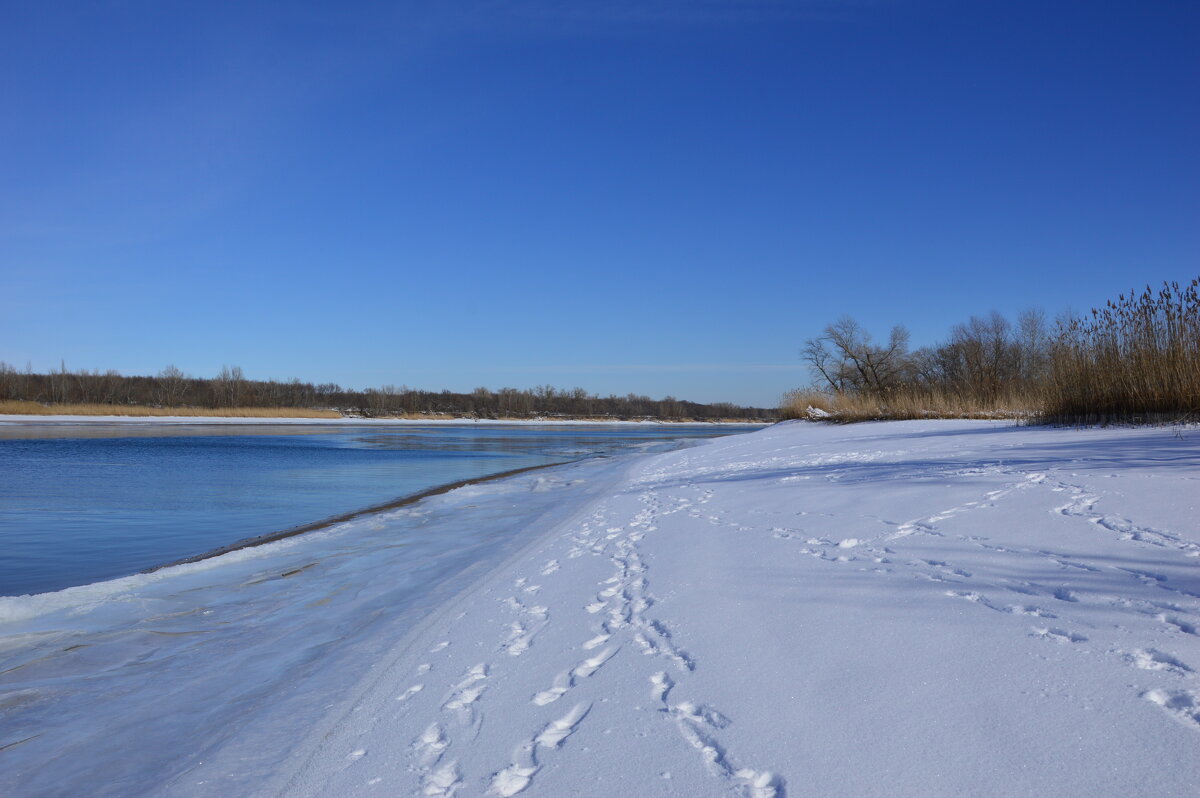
top-left (0, 365), bottom-right (774, 421)
top-left (780, 389), bottom-right (1032, 423)
top-left (786, 278), bottom-right (1199, 425)
top-left (1043, 280), bottom-right (1200, 424)
top-left (0, 401), bottom-right (341, 419)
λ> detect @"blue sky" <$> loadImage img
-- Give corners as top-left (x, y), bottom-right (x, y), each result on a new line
top-left (2, 1), bottom-right (1196, 408)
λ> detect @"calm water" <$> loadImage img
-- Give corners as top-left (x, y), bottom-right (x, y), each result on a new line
top-left (0, 423), bottom-right (753, 596)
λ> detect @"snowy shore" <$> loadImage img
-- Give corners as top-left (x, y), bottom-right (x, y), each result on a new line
top-left (3, 420), bottom-right (1199, 796)
top-left (0, 414), bottom-right (763, 427)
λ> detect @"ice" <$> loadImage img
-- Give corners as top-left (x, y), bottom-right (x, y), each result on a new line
top-left (3, 419), bottom-right (1199, 796)
top-left (0, 455), bottom-right (631, 796)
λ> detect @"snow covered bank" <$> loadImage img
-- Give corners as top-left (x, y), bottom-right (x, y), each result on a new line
top-left (0, 457), bottom-right (636, 794)
top-left (3, 420), bottom-right (1199, 796)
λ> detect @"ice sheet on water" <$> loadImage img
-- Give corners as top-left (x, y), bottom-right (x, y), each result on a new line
top-left (0, 455), bottom-right (630, 797)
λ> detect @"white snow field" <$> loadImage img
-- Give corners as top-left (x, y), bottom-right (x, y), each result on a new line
top-left (3, 419), bottom-right (1200, 796)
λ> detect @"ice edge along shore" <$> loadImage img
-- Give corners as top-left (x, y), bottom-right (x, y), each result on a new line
top-left (3, 419), bottom-right (1199, 797)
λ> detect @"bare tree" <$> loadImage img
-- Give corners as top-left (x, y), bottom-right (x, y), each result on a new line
top-left (213, 365), bottom-right (247, 407)
top-left (0, 366), bottom-right (772, 419)
top-left (157, 365), bottom-right (188, 406)
top-left (0, 361), bottom-right (16, 400)
top-left (1016, 307), bottom-right (1050, 383)
top-left (803, 317), bottom-right (911, 395)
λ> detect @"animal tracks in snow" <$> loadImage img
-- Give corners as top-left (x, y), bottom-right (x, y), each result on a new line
top-left (759, 460), bottom-right (1200, 743)
top-left (1052, 481), bottom-right (1200, 559)
top-left (381, 430), bottom-right (1199, 797)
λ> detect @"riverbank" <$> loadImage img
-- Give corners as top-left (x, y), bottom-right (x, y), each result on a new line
top-left (3, 420), bottom-right (1198, 796)
top-left (0, 413), bottom-right (768, 432)
top-left (0, 402), bottom-right (774, 424)
top-left (0, 401), bottom-right (342, 418)
top-left (1, 422), bottom-right (751, 594)
top-left (243, 420), bottom-right (1200, 797)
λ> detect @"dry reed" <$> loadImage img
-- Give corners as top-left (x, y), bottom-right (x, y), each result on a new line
top-left (780, 389), bottom-right (1032, 422)
top-left (783, 278), bottom-right (1199, 425)
top-left (0, 401), bottom-right (341, 419)
top-left (1042, 279), bottom-right (1200, 424)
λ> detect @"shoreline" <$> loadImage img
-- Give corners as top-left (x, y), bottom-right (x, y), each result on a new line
top-left (3, 421), bottom-right (1198, 795)
top-left (0, 451), bottom-right (642, 795)
top-left (142, 460), bottom-right (569, 575)
top-left (0, 413), bottom-right (769, 428)
top-left (0, 422), bottom-right (748, 597)
top-left (0, 415), bottom-right (770, 442)
top-left (274, 419), bottom-right (1200, 797)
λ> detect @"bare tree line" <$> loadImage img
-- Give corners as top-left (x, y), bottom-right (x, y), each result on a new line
top-left (801, 308), bottom-right (1051, 404)
top-left (789, 278), bottom-right (1199, 423)
top-left (0, 363), bottom-right (772, 421)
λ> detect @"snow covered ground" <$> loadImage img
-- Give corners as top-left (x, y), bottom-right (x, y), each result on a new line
top-left (3, 420), bottom-right (1199, 796)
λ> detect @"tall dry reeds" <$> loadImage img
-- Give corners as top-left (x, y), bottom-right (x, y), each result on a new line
top-left (779, 388), bottom-right (1032, 422)
top-left (785, 278), bottom-right (1198, 425)
top-left (1043, 279), bottom-right (1200, 424)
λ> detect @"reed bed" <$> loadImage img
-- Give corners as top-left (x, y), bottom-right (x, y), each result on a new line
top-left (0, 401), bottom-right (341, 419)
top-left (1043, 279), bottom-right (1200, 424)
top-left (780, 389), bottom-right (1032, 422)
top-left (784, 278), bottom-right (1199, 426)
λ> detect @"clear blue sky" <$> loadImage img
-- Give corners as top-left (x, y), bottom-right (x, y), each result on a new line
top-left (2, 1), bottom-right (1197, 408)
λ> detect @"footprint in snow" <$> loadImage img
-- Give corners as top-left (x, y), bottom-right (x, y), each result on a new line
top-left (396, 684), bottom-right (424, 701)
top-left (442, 663), bottom-right (488, 723)
top-left (1143, 688), bottom-right (1200, 730)
top-left (1030, 626), bottom-right (1087, 644)
top-left (1126, 648), bottom-right (1192, 674)
top-left (490, 703), bottom-right (592, 796)
top-left (1158, 614), bottom-right (1198, 636)
top-left (532, 648), bottom-right (618, 706)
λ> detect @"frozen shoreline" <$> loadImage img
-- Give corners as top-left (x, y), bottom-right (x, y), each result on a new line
top-left (0, 414), bottom-right (765, 427)
top-left (3, 420), bottom-right (1199, 796)
top-left (0, 454), bottom-right (641, 795)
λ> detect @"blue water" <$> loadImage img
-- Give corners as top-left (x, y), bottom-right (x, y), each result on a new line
top-left (0, 423), bottom-right (753, 596)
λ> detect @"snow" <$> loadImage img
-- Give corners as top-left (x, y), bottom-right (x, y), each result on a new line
top-left (0, 414), bottom-right (757, 427)
top-left (3, 419), bottom-right (1199, 796)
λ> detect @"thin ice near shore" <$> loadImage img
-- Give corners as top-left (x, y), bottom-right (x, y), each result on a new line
top-left (3, 420), bottom-right (1200, 796)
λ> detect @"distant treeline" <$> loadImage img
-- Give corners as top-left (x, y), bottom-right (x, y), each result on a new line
top-left (785, 278), bottom-right (1199, 424)
top-left (0, 363), bottom-right (772, 421)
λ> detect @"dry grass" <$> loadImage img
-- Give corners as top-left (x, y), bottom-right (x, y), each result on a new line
top-left (1044, 279), bottom-right (1200, 424)
top-left (0, 401), bottom-right (341, 419)
top-left (780, 389), bottom-right (1034, 423)
top-left (784, 279), bottom-right (1199, 426)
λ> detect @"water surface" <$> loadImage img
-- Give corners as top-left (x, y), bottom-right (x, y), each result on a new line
top-left (0, 422), bottom-right (754, 595)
